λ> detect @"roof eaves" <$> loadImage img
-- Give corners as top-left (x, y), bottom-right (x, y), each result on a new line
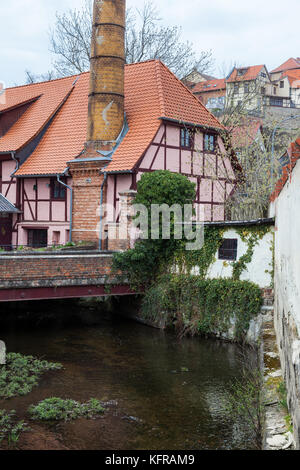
top-left (159, 116), bottom-right (225, 132)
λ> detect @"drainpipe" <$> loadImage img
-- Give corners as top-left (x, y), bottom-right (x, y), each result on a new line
top-left (99, 172), bottom-right (108, 251)
top-left (57, 173), bottom-right (73, 243)
top-left (10, 151), bottom-right (19, 177)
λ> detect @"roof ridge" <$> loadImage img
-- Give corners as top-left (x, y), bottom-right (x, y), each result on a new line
top-left (154, 60), bottom-right (166, 117)
top-left (5, 72), bottom-right (87, 91)
top-left (125, 59), bottom-right (158, 67)
top-left (157, 60), bottom-right (225, 130)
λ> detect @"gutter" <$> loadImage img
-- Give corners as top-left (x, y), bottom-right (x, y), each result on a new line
top-left (159, 117), bottom-right (225, 133)
top-left (57, 173), bottom-right (73, 243)
top-left (178, 218), bottom-right (275, 228)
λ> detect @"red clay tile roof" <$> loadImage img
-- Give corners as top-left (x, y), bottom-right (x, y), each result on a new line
top-left (271, 58), bottom-right (300, 74)
top-left (192, 78), bottom-right (226, 93)
top-left (227, 65), bottom-right (265, 83)
top-left (0, 75), bottom-right (76, 154)
top-left (16, 74), bottom-right (89, 176)
top-left (230, 119), bottom-right (263, 149)
top-left (270, 139), bottom-right (300, 202)
top-left (107, 60), bottom-right (224, 172)
top-left (6, 60), bottom-right (224, 176)
top-left (280, 69), bottom-right (300, 87)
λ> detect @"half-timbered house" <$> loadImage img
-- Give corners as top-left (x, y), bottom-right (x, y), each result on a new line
top-left (0, 0), bottom-right (240, 250)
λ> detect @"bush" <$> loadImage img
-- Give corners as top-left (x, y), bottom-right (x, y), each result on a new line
top-left (29, 397), bottom-right (104, 422)
top-left (112, 170), bottom-right (196, 287)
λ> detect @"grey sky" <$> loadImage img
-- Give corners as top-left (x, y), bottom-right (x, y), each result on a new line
top-left (1, 0), bottom-right (299, 87)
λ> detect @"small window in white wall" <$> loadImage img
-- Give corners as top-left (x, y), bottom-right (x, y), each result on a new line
top-left (218, 239), bottom-right (238, 261)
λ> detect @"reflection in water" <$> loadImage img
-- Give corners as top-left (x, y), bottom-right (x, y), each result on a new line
top-left (0, 310), bottom-right (256, 450)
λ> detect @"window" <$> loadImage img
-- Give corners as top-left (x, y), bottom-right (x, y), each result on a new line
top-left (52, 179), bottom-right (66, 200)
top-left (280, 81), bottom-right (284, 89)
top-left (27, 229), bottom-right (48, 248)
top-left (273, 87), bottom-right (277, 95)
top-left (180, 128), bottom-right (191, 148)
top-left (270, 97), bottom-right (283, 107)
top-left (218, 239), bottom-right (238, 261)
top-left (261, 87), bottom-right (266, 95)
top-left (204, 134), bottom-right (215, 152)
top-left (237, 68), bottom-right (248, 77)
top-left (233, 83), bottom-right (239, 94)
top-left (261, 72), bottom-right (267, 78)
top-left (244, 83), bottom-right (249, 93)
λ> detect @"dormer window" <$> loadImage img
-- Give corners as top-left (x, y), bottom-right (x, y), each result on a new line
top-left (237, 68), bottom-right (248, 77)
top-left (180, 128), bottom-right (191, 148)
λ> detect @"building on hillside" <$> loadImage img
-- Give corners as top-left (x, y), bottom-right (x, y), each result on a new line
top-left (230, 118), bottom-right (265, 153)
top-left (182, 69), bottom-right (216, 89)
top-left (270, 58), bottom-right (300, 81)
top-left (0, 0), bottom-right (241, 250)
top-left (225, 65), bottom-right (278, 116)
top-left (193, 60), bottom-right (300, 121)
top-left (192, 79), bottom-right (226, 114)
top-left (269, 138), bottom-right (300, 449)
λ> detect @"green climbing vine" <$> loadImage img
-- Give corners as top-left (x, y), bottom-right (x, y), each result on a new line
top-left (174, 226), bottom-right (225, 278)
top-left (112, 171), bottom-right (272, 342)
top-left (232, 226), bottom-right (272, 281)
top-left (141, 275), bottom-right (263, 341)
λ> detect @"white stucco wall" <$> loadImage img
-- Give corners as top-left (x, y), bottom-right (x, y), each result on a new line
top-left (192, 227), bottom-right (273, 288)
top-left (271, 159), bottom-right (300, 335)
top-left (271, 158), bottom-right (300, 448)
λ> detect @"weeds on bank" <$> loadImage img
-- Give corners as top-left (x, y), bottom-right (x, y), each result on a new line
top-left (0, 409), bottom-right (28, 445)
top-left (277, 380), bottom-right (293, 433)
top-left (29, 397), bottom-right (104, 422)
top-left (0, 353), bottom-right (62, 399)
top-left (223, 346), bottom-right (264, 450)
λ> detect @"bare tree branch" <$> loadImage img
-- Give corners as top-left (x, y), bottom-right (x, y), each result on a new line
top-left (46, 0), bottom-right (214, 80)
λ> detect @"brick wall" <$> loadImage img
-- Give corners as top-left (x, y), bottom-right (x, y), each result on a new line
top-left (0, 252), bottom-right (115, 289)
top-left (69, 160), bottom-right (107, 246)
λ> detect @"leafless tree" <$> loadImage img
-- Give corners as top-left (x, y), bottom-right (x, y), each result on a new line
top-left (47, 0), bottom-right (214, 79)
top-left (25, 70), bottom-right (59, 85)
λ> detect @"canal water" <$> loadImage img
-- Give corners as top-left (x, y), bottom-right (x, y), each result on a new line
top-left (0, 304), bottom-right (256, 450)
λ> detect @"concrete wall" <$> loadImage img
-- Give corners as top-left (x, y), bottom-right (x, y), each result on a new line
top-left (270, 158), bottom-right (300, 449)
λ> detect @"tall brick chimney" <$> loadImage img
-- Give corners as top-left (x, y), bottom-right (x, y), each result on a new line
top-left (69, 0), bottom-right (126, 246)
top-left (87, 0), bottom-right (126, 153)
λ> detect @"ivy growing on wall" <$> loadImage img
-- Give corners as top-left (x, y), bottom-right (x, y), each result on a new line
top-left (232, 226), bottom-right (271, 281)
top-left (112, 171), bottom-right (270, 341)
top-left (141, 275), bottom-right (263, 341)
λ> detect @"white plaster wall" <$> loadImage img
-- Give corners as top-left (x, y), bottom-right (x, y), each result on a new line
top-left (273, 159), bottom-right (300, 335)
top-left (194, 228), bottom-right (274, 288)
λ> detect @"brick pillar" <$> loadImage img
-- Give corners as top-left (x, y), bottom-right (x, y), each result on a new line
top-left (107, 190), bottom-right (137, 251)
top-left (69, 160), bottom-right (108, 246)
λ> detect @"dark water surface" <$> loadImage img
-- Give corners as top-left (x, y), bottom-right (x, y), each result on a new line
top-left (1, 309), bottom-right (255, 450)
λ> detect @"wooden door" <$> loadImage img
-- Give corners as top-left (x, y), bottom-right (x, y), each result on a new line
top-left (0, 214), bottom-right (12, 250)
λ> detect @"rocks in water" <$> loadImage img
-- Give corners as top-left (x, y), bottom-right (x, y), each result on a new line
top-left (266, 433), bottom-right (292, 450)
top-left (122, 415), bottom-right (143, 424)
top-left (0, 341), bottom-right (6, 365)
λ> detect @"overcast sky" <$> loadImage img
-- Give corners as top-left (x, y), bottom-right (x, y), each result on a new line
top-left (1, 0), bottom-right (299, 87)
